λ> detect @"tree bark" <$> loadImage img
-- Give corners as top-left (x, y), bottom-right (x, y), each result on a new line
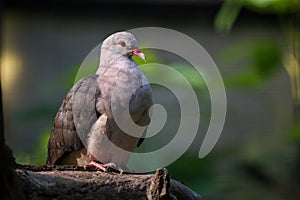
top-left (16, 165), bottom-right (201, 200)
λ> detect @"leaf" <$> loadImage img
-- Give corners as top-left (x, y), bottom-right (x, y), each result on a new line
top-left (244, 0), bottom-right (300, 13)
top-left (215, 0), bottom-right (242, 33)
top-left (215, 0), bottom-right (300, 33)
top-left (252, 41), bottom-right (282, 78)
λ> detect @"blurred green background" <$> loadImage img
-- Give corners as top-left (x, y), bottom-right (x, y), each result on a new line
top-left (1, 0), bottom-right (300, 199)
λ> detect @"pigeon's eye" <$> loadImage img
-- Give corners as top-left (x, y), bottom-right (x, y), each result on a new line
top-left (118, 41), bottom-right (126, 47)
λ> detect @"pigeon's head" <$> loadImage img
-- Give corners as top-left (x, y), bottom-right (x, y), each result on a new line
top-left (101, 32), bottom-right (146, 61)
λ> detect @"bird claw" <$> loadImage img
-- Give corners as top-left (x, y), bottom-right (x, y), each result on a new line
top-left (86, 161), bottom-right (117, 172)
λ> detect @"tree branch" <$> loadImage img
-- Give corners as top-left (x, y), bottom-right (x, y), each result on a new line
top-left (16, 165), bottom-right (201, 200)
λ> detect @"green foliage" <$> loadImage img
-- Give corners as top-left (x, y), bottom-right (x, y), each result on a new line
top-left (218, 39), bottom-right (282, 88)
top-left (133, 49), bottom-right (162, 66)
top-left (167, 154), bottom-right (218, 196)
top-left (288, 124), bottom-right (300, 142)
top-left (15, 127), bottom-right (50, 165)
top-left (252, 41), bottom-right (281, 77)
top-left (243, 0), bottom-right (300, 13)
top-left (215, 0), bottom-right (242, 33)
top-left (169, 63), bottom-right (206, 90)
top-left (215, 0), bottom-right (300, 32)
top-left (214, 1), bottom-right (300, 199)
top-left (136, 49), bottom-right (206, 90)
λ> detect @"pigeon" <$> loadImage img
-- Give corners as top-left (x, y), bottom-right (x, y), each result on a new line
top-left (46, 32), bottom-right (152, 172)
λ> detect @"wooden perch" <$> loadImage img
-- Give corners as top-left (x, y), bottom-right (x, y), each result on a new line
top-left (16, 165), bottom-right (201, 200)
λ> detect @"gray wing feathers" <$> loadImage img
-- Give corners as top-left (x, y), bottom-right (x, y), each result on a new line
top-left (130, 83), bottom-right (152, 126)
top-left (130, 83), bottom-right (153, 147)
top-left (46, 74), bottom-right (99, 165)
top-left (72, 75), bottom-right (99, 145)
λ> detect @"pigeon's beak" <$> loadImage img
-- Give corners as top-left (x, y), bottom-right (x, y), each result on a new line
top-left (132, 49), bottom-right (146, 62)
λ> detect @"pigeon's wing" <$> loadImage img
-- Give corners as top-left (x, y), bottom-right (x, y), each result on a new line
top-left (46, 74), bottom-right (100, 165)
top-left (129, 82), bottom-right (153, 147)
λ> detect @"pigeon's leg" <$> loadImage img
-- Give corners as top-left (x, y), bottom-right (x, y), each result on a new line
top-left (86, 113), bottom-right (120, 172)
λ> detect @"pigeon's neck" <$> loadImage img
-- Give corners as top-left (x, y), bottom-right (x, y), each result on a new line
top-left (96, 49), bottom-right (135, 75)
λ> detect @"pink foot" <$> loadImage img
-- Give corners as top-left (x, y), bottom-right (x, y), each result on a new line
top-left (86, 161), bottom-right (116, 172)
